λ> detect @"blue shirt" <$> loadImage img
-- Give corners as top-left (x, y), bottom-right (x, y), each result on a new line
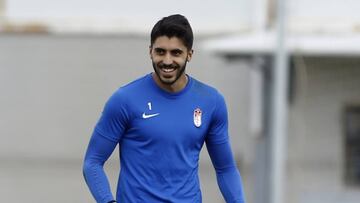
top-left (83, 73), bottom-right (245, 203)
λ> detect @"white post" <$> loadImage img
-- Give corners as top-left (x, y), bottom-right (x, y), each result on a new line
top-left (249, 57), bottom-right (264, 137)
top-left (270, 0), bottom-right (288, 203)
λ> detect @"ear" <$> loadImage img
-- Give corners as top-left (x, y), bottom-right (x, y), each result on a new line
top-left (149, 45), bottom-right (153, 59)
top-left (186, 49), bottom-right (194, 62)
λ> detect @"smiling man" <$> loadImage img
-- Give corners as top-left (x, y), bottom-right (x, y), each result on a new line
top-left (83, 14), bottom-right (245, 203)
top-left (151, 35), bottom-right (191, 92)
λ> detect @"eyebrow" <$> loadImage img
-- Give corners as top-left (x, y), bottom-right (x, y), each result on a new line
top-left (154, 47), bottom-right (184, 53)
top-left (171, 49), bottom-right (183, 53)
top-left (154, 48), bottom-right (165, 52)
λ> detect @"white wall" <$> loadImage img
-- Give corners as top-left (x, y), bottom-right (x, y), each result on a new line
top-left (0, 34), bottom-right (253, 202)
top-left (4, 0), bottom-right (252, 33)
top-left (4, 0), bottom-right (359, 34)
top-left (287, 57), bottom-right (360, 203)
top-left (0, 34), bottom-right (251, 162)
top-left (288, 0), bottom-right (360, 33)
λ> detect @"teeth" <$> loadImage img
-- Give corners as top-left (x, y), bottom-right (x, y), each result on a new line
top-left (162, 68), bottom-right (175, 73)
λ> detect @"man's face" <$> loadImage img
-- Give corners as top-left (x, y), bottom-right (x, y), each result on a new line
top-left (150, 36), bottom-right (193, 85)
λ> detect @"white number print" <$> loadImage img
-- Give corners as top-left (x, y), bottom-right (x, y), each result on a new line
top-left (147, 102), bottom-right (152, 110)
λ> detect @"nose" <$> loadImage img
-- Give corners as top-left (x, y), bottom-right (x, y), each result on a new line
top-left (163, 53), bottom-right (173, 65)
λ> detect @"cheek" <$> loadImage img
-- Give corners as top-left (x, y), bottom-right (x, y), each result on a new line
top-left (173, 56), bottom-right (186, 63)
top-left (151, 56), bottom-right (161, 64)
top-left (178, 58), bottom-right (187, 66)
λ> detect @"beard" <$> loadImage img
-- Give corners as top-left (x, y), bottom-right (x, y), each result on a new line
top-left (152, 61), bottom-right (187, 85)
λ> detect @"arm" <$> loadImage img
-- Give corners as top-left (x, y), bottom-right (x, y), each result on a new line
top-left (83, 131), bottom-right (118, 203)
top-left (206, 92), bottom-right (245, 203)
top-left (206, 140), bottom-right (245, 203)
top-left (83, 91), bottom-right (129, 203)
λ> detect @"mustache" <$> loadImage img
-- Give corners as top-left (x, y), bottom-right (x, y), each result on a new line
top-left (158, 63), bottom-right (178, 69)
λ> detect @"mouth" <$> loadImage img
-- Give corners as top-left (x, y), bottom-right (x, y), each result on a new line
top-left (161, 67), bottom-right (176, 73)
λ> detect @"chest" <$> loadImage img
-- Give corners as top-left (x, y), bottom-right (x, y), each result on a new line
top-left (125, 99), bottom-right (212, 146)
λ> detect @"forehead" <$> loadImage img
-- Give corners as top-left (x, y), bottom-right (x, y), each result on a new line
top-left (152, 36), bottom-right (187, 51)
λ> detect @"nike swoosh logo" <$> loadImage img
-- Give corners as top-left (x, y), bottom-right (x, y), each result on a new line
top-left (142, 113), bottom-right (160, 119)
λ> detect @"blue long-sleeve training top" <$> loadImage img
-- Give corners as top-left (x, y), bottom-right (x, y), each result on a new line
top-left (83, 73), bottom-right (245, 203)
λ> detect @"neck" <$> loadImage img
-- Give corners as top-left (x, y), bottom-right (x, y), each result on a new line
top-left (152, 73), bottom-right (188, 93)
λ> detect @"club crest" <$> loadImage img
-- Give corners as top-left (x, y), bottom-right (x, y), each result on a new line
top-left (193, 108), bottom-right (202, 127)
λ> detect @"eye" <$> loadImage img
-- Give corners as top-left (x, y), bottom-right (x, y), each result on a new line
top-left (171, 50), bottom-right (183, 56)
top-left (154, 48), bottom-right (165, 55)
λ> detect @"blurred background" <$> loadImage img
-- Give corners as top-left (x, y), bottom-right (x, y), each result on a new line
top-left (0, 0), bottom-right (360, 202)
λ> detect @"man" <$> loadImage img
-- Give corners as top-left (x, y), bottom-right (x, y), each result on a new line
top-left (83, 14), bottom-right (245, 203)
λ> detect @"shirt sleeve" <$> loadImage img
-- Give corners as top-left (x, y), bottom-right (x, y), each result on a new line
top-left (94, 91), bottom-right (130, 142)
top-left (83, 131), bottom-right (118, 203)
top-left (206, 93), bottom-right (246, 203)
top-left (83, 91), bottom-right (129, 203)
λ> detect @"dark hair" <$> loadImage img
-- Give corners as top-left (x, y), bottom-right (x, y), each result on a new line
top-left (150, 14), bottom-right (193, 50)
